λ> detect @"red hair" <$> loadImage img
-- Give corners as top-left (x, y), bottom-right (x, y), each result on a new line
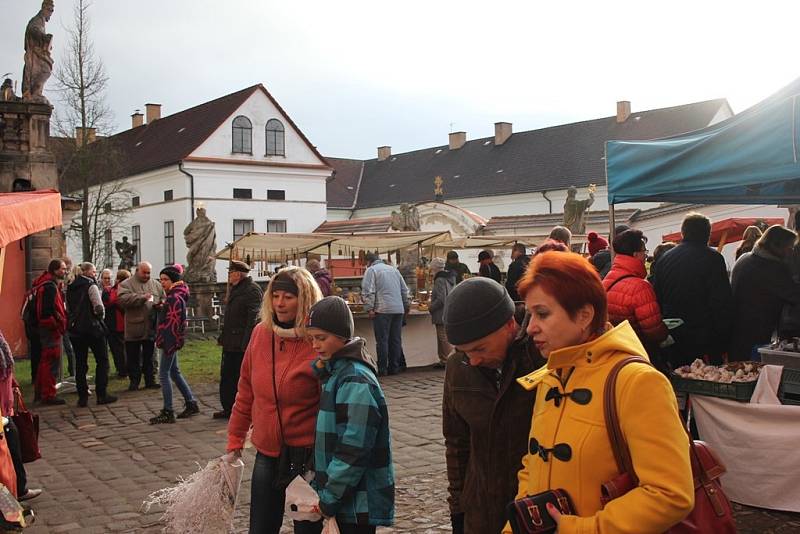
top-left (518, 251), bottom-right (607, 333)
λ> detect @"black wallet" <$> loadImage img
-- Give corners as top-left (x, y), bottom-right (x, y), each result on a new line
top-left (506, 489), bottom-right (574, 534)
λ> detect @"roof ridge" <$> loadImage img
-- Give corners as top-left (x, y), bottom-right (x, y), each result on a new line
top-left (351, 98), bottom-right (728, 162)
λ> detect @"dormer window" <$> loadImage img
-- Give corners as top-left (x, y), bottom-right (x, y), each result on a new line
top-left (266, 119), bottom-right (285, 156)
top-left (232, 115), bottom-right (253, 154)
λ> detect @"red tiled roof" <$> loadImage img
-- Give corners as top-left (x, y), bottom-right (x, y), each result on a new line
top-left (314, 216), bottom-right (392, 233)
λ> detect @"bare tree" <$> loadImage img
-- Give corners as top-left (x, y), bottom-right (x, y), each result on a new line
top-left (53, 0), bottom-right (131, 264)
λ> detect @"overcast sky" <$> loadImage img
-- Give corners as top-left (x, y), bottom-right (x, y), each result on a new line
top-left (2, 0), bottom-right (799, 159)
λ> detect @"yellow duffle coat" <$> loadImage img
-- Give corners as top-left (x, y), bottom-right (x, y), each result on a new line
top-left (505, 321), bottom-right (694, 534)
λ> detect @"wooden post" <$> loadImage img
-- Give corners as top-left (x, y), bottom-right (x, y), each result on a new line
top-left (327, 242), bottom-right (334, 286)
top-left (609, 203), bottom-right (617, 260)
top-left (0, 247), bottom-right (6, 294)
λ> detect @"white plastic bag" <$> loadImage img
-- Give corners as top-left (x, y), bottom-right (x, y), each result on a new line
top-left (144, 456), bottom-right (245, 533)
top-left (285, 475), bottom-right (322, 522)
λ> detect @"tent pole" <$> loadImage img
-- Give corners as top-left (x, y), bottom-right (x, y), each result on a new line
top-left (609, 203), bottom-right (617, 260)
top-left (328, 242), bottom-right (334, 285)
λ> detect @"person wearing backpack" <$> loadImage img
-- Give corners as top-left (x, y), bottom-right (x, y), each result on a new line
top-left (66, 263), bottom-right (118, 407)
top-left (28, 259), bottom-right (68, 405)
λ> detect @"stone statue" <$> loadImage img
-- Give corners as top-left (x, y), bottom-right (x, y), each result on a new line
top-left (115, 236), bottom-right (136, 271)
top-left (184, 207), bottom-right (217, 283)
top-left (1, 79), bottom-right (18, 102)
top-left (22, 1), bottom-right (55, 104)
top-left (390, 203), bottom-right (421, 231)
top-left (563, 185), bottom-right (595, 235)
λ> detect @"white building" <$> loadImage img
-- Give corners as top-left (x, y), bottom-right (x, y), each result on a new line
top-left (65, 85), bottom-right (332, 280)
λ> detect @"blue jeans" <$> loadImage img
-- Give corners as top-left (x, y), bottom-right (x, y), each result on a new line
top-left (373, 313), bottom-right (404, 374)
top-left (250, 452), bottom-right (322, 534)
top-left (159, 350), bottom-right (195, 411)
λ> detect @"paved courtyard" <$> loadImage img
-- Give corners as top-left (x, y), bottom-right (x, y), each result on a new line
top-left (19, 368), bottom-right (800, 533)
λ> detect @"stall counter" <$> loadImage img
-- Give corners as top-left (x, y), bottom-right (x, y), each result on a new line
top-left (352, 309), bottom-right (439, 368)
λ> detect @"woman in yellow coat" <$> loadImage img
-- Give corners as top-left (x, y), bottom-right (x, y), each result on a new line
top-left (505, 251), bottom-right (693, 534)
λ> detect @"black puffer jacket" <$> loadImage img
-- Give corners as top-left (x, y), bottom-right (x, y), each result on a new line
top-left (729, 246), bottom-right (800, 360)
top-left (505, 254), bottom-right (530, 301)
top-left (651, 241), bottom-right (733, 365)
top-left (219, 276), bottom-right (263, 352)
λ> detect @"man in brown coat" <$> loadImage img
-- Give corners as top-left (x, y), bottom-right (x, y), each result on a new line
top-left (442, 277), bottom-right (544, 534)
top-left (118, 261), bottom-right (165, 390)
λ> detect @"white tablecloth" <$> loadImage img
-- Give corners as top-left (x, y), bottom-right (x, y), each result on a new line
top-left (691, 367), bottom-right (800, 512)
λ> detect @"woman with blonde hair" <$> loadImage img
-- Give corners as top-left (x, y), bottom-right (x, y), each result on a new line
top-left (226, 267), bottom-right (323, 534)
top-left (735, 225), bottom-right (762, 260)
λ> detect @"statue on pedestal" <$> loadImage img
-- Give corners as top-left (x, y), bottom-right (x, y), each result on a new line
top-left (22, 1), bottom-right (55, 104)
top-left (115, 236), bottom-right (136, 271)
top-left (184, 206), bottom-right (217, 284)
top-left (390, 203), bottom-right (421, 231)
top-left (563, 185), bottom-right (595, 235)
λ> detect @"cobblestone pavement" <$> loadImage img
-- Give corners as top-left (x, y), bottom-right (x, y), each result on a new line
top-left (20, 368), bottom-right (800, 533)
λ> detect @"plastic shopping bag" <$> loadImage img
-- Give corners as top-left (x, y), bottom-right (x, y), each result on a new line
top-left (144, 456), bottom-right (245, 533)
top-left (285, 476), bottom-right (340, 533)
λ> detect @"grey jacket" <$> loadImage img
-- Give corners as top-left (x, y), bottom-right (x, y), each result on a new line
top-left (362, 260), bottom-right (410, 314)
top-left (117, 276), bottom-right (165, 341)
top-left (429, 270), bottom-right (455, 325)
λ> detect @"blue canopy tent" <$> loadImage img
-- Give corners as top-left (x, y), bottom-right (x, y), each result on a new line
top-left (606, 77), bottom-right (800, 212)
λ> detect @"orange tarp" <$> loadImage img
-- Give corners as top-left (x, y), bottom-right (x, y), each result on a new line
top-left (0, 190), bottom-right (62, 248)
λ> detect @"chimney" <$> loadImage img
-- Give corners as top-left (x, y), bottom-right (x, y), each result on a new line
top-left (616, 101), bottom-right (631, 123)
top-left (377, 146), bottom-right (391, 161)
top-left (145, 103), bottom-right (162, 123)
top-left (74, 126), bottom-right (97, 146)
top-left (449, 131), bottom-right (466, 150)
top-left (131, 110), bottom-right (144, 128)
top-left (494, 122), bottom-right (512, 145)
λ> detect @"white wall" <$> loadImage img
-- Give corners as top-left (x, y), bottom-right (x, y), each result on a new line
top-left (192, 89), bottom-right (323, 165)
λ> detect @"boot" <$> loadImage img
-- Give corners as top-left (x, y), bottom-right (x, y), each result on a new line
top-left (177, 400), bottom-right (199, 419)
top-left (149, 409), bottom-right (175, 425)
top-left (97, 394), bottom-right (118, 405)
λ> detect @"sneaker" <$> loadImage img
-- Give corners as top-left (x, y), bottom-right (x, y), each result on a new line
top-left (149, 409), bottom-right (175, 424)
top-left (177, 401), bottom-right (199, 419)
top-left (97, 394), bottom-right (118, 405)
top-left (77, 397), bottom-right (88, 408)
top-left (18, 488), bottom-right (42, 502)
top-left (212, 410), bottom-right (230, 420)
top-left (42, 397), bottom-right (66, 405)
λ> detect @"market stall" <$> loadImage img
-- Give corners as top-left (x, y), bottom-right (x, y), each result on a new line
top-left (661, 217), bottom-right (785, 249)
top-left (605, 77), bottom-right (800, 511)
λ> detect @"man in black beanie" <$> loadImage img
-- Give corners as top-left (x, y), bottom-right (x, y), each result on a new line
top-left (442, 277), bottom-right (544, 534)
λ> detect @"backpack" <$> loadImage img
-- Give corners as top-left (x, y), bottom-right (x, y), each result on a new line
top-left (20, 281), bottom-right (54, 333)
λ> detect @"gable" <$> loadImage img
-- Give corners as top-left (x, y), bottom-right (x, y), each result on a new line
top-left (191, 87), bottom-right (328, 167)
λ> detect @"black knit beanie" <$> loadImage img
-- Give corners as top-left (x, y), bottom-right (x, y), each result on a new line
top-left (444, 277), bottom-right (515, 345)
top-left (307, 296), bottom-right (354, 340)
top-left (160, 266), bottom-right (182, 283)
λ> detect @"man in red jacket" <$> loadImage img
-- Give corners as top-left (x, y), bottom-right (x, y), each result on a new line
top-left (603, 230), bottom-right (668, 361)
top-left (31, 259), bottom-right (68, 405)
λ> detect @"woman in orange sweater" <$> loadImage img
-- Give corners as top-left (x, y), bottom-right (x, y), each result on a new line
top-left (226, 267), bottom-right (323, 534)
top-left (505, 252), bottom-right (693, 534)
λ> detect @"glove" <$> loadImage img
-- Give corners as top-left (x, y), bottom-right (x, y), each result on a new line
top-left (451, 512), bottom-right (464, 534)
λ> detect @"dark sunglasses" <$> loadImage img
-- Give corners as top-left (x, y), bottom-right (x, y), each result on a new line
top-left (530, 438), bottom-right (572, 462)
top-left (545, 387), bottom-right (592, 407)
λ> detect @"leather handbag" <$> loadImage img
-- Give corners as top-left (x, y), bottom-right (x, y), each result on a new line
top-left (602, 357), bottom-right (736, 534)
top-left (506, 489), bottom-right (575, 534)
top-left (11, 387), bottom-right (40, 464)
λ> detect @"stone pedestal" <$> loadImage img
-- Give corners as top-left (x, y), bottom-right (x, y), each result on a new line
top-left (1, 100), bottom-right (63, 281)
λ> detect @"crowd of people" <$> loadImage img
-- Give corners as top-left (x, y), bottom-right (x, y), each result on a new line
top-left (12, 209), bottom-right (796, 532)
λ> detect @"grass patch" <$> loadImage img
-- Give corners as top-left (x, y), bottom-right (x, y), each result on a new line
top-left (13, 338), bottom-right (222, 404)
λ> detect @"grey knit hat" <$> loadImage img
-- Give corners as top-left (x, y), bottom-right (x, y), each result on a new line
top-left (444, 277), bottom-right (515, 345)
top-left (307, 296), bottom-right (354, 340)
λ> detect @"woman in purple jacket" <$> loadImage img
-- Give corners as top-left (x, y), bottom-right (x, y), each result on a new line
top-left (150, 265), bottom-right (199, 424)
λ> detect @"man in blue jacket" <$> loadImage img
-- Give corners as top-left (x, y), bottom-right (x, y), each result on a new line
top-left (361, 252), bottom-right (409, 376)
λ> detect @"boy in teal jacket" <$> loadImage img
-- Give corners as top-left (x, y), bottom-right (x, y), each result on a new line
top-left (306, 296), bottom-right (394, 533)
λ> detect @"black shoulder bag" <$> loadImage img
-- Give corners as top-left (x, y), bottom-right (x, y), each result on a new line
top-left (272, 332), bottom-right (314, 490)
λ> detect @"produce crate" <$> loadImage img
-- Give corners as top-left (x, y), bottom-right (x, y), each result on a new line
top-left (758, 347), bottom-right (800, 370)
top-left (779, 368), bottom-right (800, 406)
top-left (669, 375), bottom-right (757, 401)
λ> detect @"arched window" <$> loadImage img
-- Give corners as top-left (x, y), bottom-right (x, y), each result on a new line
top-left (266, 119), bottom-right (285, 156)
top-left (232, 116), bottom-right (252, 154)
